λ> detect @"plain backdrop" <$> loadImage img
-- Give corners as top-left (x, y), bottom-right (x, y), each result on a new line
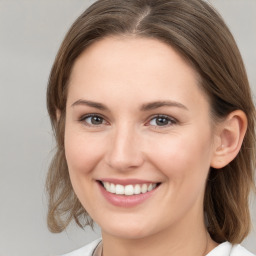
top-left (0, 0), bottom-right (255, 255)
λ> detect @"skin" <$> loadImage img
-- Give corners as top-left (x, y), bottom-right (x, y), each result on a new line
top-left (64, 36), bottom-right (223, 256)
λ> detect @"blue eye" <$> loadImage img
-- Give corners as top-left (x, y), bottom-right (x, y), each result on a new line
top-left (80, 114), bottom-right (106, 126)
top-left (149, 115), bottom-right (176, 127)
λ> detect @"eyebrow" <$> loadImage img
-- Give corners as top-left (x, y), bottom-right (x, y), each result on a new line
top-left (71, 99), bottom-right (188, 111)
top-left (71, 99), bottom-right (109, 111)
top-left (140, 101), bottom-right (188, 111)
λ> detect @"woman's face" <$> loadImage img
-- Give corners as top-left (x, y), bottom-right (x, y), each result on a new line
top-left (65, 37), bottom-right (218, 239)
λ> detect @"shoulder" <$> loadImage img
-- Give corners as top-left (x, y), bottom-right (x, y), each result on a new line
top-left (61, 238), bottom-right (102, 256)
top-left (206, 241), bottom-right (255, 256)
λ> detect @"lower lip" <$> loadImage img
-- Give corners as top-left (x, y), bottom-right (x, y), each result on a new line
top-left (98, 183), bottom-right (159, 207)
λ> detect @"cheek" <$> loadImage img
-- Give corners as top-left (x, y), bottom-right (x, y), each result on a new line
top-left (147, 129), bottom-right (213, 183)
top-left (149, 131), bottom-right (213, 216)
top-left (64, 128), bottom-right (104, 176)
top-left (64, 127), bottom-right (107, 211)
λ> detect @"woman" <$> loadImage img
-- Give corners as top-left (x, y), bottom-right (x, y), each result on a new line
top-left (46, 0), bottom-right (256, 255)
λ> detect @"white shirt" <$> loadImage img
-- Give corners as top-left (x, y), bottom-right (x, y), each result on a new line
top-left (61, 238), bottom-right (255, 256)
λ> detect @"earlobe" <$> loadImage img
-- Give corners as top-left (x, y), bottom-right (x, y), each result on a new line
top-left (211, 110), bottom-right (247, 169)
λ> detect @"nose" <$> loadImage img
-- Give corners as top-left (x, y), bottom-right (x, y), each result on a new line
top-left (105, 125), bottom-right (144, 172)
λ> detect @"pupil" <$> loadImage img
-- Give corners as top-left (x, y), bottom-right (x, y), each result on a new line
top-left (92, 116), bottom-right (103, 125)
top-left (156, 117), bottom-right (168, 126)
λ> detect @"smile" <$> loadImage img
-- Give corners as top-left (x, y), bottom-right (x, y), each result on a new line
top-left (97, 180), bottom-right (161, 207)
top-left (101, 182), bottom-right (158, 196)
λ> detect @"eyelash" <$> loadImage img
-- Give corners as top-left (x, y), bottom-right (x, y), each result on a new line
top-left (79, 114), bottom-right (178, 128)
top-left (79, 114), bottom-right (108, 127)
top-left (146, 114), bottom-right (177, 128)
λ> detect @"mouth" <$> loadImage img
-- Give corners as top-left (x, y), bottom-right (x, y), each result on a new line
top-left (98, 180), bottom-right (161, 196)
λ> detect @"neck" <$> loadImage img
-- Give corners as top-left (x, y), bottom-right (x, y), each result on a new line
top-left (101, 213), bottom-right (218, 256)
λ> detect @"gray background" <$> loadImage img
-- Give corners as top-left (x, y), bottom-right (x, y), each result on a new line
top-left (0, 0), bottom-right (255, 255)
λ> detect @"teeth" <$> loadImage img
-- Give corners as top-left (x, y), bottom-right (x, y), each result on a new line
top-left (141, 184), bottom-right (147, 193)
top-left (148, 183), bottom-right (153, 192)
top-left (110, 183), bottom-right (116, 193)
top-left (102, 182), bottom-right (158, 196)
top-left (134, 184), bottom-right (141, 195)
top-left (125, 185), bottom-right (134, 195)
top-left (116, 184), bottom-right (124, 195)
top-left (105, 182), bottom-right (110, 191)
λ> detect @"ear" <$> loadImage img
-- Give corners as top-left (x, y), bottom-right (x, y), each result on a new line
top-left (211, 110), bottom-right (247, 169)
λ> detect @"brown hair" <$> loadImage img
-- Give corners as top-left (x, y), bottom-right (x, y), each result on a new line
top-left (46, 0), bottom-right (256, 243)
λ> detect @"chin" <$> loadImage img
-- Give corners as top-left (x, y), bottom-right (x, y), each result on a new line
top-left (100, 218), bottom-right (161, 240)
top-left (103, 228), bottom-right (150, 240)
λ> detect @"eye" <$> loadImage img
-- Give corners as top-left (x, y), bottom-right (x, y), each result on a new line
top-left (148, 115), bottom-right (176, 127)
top-left (80, 114), bottom-right (108, 126)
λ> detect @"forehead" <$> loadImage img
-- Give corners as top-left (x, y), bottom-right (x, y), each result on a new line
top-left (67, 36), bottom-right (208, 112)
top-left (70, 36), bottom-right (199, 84)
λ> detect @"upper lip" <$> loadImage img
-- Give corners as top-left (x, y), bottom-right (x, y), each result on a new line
top-left (97, 178), bottom-right (161, 186)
